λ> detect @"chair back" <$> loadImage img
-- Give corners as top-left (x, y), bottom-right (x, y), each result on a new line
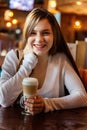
top-left (0, 33), bottom-right (17, 67)
top-left (79, 69), bottom-right (87, 89)
top-left (0, 33), bottom-right (17, 53)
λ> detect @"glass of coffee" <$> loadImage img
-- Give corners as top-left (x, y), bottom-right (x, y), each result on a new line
top-left (20, 77), bottom-right (38, 115)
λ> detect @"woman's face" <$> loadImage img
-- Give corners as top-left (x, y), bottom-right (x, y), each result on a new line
top-left (27, 19), bottom-right (53, 56)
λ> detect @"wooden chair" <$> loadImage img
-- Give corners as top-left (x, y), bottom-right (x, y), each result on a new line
top-left (0, 33), bottom-right (17, 67)
top-left (0, 33), bottom-right (17, 51)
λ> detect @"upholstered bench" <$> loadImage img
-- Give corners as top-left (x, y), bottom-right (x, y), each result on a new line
top-left (79, 69), bottom-right (87, 90)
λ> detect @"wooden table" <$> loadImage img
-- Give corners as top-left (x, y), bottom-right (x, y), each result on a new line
top-left (0, 106), bottom-right (87, 130)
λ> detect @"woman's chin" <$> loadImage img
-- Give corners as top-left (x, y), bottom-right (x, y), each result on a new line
top-left (34, 52), bottom-right (46, 57)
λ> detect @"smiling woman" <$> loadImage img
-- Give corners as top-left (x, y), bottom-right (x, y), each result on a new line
top-left (0, 8), bottom-right (87, 115)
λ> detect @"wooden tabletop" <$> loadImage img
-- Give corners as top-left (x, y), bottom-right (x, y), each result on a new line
top-left (0, 106), bottom-right (87, 130)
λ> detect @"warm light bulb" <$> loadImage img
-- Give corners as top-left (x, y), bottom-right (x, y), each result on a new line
top-left (74, 20), bottom-right (82, 29)
top-left (9, 11), bottom-right (14, 17)
top-left (12, 19), bottom-right (18, 25)
top-left (6, 22), bottom-right (12, 28)
top-left (48, 0), bottom-right (58, 14)
top-left (48, 0), bottom-right (57, 9)
top-left (50, 0), bottom-right (56, 8)
top-left (76, 1), bottom-right (82, 5)
top-left (1, 49), bottom-right (7, 56)
top-left (4, 10), bottom-right (14, 21)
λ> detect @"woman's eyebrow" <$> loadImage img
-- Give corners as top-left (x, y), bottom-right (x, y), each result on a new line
top-left (42, 29), bottom-right (51, 31)
top-left (32, 29), bottom-right (51, 32)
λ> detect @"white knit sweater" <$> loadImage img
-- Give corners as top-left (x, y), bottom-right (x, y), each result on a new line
top-left (0, 49), bottom-right (87, 112)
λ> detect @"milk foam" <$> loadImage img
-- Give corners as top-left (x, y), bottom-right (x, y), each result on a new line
top-left (22, 77), bottom-right (38, 86)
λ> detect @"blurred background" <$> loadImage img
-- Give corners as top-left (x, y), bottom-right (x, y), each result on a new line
top-left (0, 0), bottom-right (87, 69)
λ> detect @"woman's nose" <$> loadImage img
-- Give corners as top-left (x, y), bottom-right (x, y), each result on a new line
top-left (35, 34), bottom-right (44, 42)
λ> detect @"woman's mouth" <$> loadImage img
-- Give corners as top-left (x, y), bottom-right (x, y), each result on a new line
top-left (33, 44), bottom-right (46, 50)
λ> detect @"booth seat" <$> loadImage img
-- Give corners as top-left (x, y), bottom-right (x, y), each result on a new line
top-left (79, 68), bottom-right (87, 89)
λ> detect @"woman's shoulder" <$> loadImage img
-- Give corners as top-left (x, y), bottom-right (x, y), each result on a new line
top-left (6, 49), bottom-right (23, 60)
top-left (2, 49), bottom-right (23, 68)
top-left (5, 49), bottom-right (16, 57)
top-left (48, 53), bottom-right (67, 68)
top-left (51, 53), bottom-right (67, 61)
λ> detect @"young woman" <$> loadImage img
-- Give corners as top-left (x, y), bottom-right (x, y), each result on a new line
top-left (0, 8), bottom-right (87, 115)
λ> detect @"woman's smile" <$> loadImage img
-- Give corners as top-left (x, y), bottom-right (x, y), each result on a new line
top-left (33, 43), bottom-right (47, 50)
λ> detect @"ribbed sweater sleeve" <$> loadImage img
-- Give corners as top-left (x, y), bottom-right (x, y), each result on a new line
top-left (0, 50), bottom-right (38, 107)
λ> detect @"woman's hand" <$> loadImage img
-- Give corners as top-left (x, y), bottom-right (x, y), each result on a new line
top-left (25, 95), bottom-right (45, 115)
top-left (23, 41), bottom-right (33, 55)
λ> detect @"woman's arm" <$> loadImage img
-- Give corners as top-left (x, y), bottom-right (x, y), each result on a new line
top-left (0, 50), bottom-right (38, 107)
top-left (43, 61), bottom-right (87, 112)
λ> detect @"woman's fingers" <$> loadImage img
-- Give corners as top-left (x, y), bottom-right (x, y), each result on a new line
top-left (23, 42), bottom-right (33, 55)
top-left (25, 96), bottom-right (45, 115)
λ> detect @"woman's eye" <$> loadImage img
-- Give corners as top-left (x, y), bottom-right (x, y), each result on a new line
top-left (42, 32), bottom-right (50, 35)
top-left (30, 32), bottom-right (36, 35)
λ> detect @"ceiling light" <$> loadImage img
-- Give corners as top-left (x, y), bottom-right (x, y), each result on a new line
top-left (57, 0), bottom-right (87, 15)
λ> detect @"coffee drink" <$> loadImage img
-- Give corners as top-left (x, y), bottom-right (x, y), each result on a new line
top-left (22, 77), bottom-right (38, 98)
top-left (20, 77), bottom-right (38, 115)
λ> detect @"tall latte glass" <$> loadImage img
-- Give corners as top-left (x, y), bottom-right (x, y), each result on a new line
top-left (20, 77), bottom-right (38, 115)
